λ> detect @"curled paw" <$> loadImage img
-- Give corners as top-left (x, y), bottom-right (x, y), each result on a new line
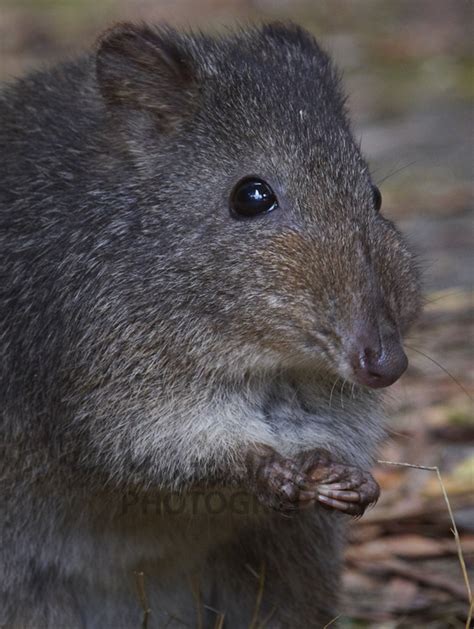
top-left (246, 446), bottom-right (309, 514)
top-left (246, 445), bottom-right (380, 518)
top-left (307, 462), bottom-right (380, 517)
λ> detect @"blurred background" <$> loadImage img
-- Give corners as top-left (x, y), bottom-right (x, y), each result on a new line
top-left (1, 0), bottom-right (472, 626)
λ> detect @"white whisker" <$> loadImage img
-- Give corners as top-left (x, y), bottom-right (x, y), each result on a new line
top-left (340, 379), bottom-right (347, 410)
top-left (329, 377), bottom-right (339, 410)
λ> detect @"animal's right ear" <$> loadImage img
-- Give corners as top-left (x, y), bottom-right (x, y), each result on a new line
top-left (96, 23), bottom-right (199, 130)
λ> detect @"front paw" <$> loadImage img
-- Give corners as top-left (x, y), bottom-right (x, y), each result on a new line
top-left (245, 445), bottom-right (309, 514)
top-left (303, 452), bottom-right (380, 517)
top-left (246, 446), bottom-right (379, 517)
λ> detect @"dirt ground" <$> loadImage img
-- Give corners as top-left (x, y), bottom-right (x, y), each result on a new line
top-left (1, 1), bottom-right (472, 627)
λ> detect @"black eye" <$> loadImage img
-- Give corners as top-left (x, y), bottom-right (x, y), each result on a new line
top-left (230, 178), bottom-right (278, 219)
top-left (372, 185), bottom-right (382, 212)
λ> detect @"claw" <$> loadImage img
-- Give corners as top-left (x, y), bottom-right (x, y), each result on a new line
top-left (317, 482), bottom-right (354, 491)
top-left (317, 494), bottom-right (356, 512)
top-left (317, 487), bottom-right (360, 502)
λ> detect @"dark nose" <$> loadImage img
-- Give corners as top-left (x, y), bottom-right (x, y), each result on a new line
top-left (350, 334), bottom-right (408, 389)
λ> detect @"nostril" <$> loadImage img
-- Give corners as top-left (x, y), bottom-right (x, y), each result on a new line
top-left (354, 346), bottom-right (381, 375)
top-left (361, 346), bottom-right (379, 368)
top-left (351, 337), bottom-right (408, 389)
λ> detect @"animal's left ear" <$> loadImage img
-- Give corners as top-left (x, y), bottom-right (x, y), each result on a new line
top-left (96, 23), bottom-right (199, 130)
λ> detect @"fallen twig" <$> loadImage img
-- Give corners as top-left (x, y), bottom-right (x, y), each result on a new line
top-left (377, 460), bottom-right (473, 627)
top-left (134, 571), bottom-right (151, 629)
top-left (249, 561), bottom-right (266, 629)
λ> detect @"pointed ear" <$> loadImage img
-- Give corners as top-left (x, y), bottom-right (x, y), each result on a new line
top-left (96, 23), bottom-right (199, 129)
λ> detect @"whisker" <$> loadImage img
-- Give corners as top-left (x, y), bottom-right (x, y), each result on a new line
top-left (329, 377), bottom-right (339, 410)
top-left (375, 160), bottom-right (418, 186)
top-left (422, 289), bottom-right (466, 306)
top-left (405, 343), bottom-right (472, 401)
top-left (340, 379), bottom-right (347, 410)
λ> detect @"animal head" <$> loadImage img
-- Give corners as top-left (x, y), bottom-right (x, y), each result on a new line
top-left (96, 22), bottom-right (421, 389)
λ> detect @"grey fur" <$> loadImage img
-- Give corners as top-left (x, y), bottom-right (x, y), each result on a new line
top-left (0, 23), bottom-right (421, 627)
